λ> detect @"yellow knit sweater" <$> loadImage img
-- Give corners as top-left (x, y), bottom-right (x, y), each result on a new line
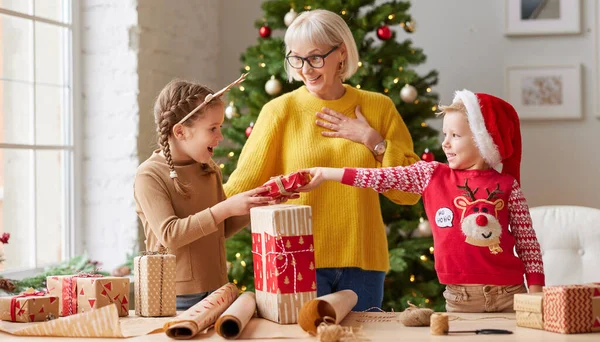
top-left (224, 85), bottom-right (420, 272)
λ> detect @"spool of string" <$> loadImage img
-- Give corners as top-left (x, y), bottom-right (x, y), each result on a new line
top-left (430, 313), bottom-right (449, 335)
top-left (398, 302), bottom-right (434, 326)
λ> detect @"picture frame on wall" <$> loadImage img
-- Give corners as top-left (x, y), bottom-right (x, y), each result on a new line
top-left (505, 65), bottom-right (582, 120)
top-left (505, 0), bottom-right (581, 36)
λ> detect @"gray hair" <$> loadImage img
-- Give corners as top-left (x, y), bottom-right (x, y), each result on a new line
top-left (284, 9), bottom-right (359, 82)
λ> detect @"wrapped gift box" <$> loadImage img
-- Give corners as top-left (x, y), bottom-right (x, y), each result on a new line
top-left (47, 275), bottom-right (130, 317)
top-left (258, 171), bottom-right (311, 200)
top-left (0, 290), bottom-right (59, 322)
top-left (251, 204), bottom-right (316, 324)
top-left (514, 292), bottom-right (543, 330)
top-left (134, 252), bottom-right (176, 317)
top-left (543, 284), bottom-right (600, 334)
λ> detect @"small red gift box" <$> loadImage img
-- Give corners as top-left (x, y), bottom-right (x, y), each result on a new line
top-left (543, 284), bottom-right (600, 334)
top-left (0, 290), bottom-right (59, 323)
top-left (258, 171), bottom-right (311, 199)
top-left (46, 274), bottom-right (130, 317)
top-left (251, 204), bottom-right (316, 324)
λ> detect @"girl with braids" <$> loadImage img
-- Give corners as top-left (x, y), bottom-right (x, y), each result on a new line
top-left (134, 76), bottom-right (274, 310)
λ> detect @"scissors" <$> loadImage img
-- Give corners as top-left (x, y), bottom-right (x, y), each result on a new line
top-left (449, 329), bottom-right (513, 334)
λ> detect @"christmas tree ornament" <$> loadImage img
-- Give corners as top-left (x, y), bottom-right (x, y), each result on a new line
top-left (421, 148), bottom-right (435, 162)
top-left (245, 122), bottom-right (254, 138)
top-left (284, 8), bottom-right (298, 27)
top-left (400, 84), bottom-right (418, 103)
top-left (225, 101), bottom-right (237, 120)
top-left (417, 217), bottom-right (432, 237)
top-left (403, 19), bottom-right (417, 33)
top-left (265, 75), bottom-right (282, 96)
top-left (259, 24), bottom-right (271, 38)
top-left (376, 25), bottom-right (392, 40)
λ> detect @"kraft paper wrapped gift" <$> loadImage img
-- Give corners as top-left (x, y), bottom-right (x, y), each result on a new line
top-left (514, 292), bottom-right (543, 330)
top-left (0, 290), bottom-right (59, 323)
top-left (134, 252), bottom-right (176, 317)
top-left (251, 204), bottom-right (316, 324)
top-left (543, 284), bottom-right (600, 334)
top-left (46, 274), bottom-right (130, 317)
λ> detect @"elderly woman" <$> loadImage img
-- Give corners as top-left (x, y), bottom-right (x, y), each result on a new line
top-left (224, 9), bottom-right (420, 310)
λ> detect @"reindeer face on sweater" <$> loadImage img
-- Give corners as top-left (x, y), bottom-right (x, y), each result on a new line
top-left (453, 179), bottom-right (505, 254)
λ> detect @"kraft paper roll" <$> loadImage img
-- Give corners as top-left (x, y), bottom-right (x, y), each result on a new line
top-left (298, 290), bottom-right (358, 335)
top-left (215, 292), bottom-right (256, 339)
top-left (163, 283), bottom-right (238, 339)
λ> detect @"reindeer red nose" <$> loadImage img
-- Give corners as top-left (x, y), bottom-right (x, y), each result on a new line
top-left (476, 215), bottom-right (488, 226)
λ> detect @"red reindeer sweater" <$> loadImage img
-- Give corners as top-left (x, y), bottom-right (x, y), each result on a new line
top-left (342, 161), bottom-right (545, 286)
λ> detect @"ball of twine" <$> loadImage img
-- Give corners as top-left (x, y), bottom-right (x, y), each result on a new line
top-left (398, 302), bottom-right (434, 326)
top-left (430, 313), bottom-right (449, 335)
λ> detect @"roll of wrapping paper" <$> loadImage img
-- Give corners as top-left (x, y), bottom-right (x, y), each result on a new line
top-left (215, 292), bottom-right (256, 339)
top-left (163, 283), bottom-right (239, 339)
top-left (298, 290), bottom-right (358, 335)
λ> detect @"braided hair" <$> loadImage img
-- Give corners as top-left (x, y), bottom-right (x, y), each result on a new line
top-left (153, 80), bottom-right (219, 198)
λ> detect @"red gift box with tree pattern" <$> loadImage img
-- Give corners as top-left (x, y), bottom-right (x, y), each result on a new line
top-left (46, 274), bottom-right (130, 317)
top-left (251, 204), bottom-right (316, 324)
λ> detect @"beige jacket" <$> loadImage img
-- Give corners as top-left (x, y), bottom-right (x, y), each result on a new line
top-left (134, 151), bottom-right (248, 295)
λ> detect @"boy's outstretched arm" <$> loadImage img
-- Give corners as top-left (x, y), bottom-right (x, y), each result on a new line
top-left (298, 167), bottom-right (344, 191)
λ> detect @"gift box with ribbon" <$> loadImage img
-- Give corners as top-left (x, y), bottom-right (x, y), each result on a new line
top-left (0, 289), bottom-right (59, 323)
top-left (514, 292), bottom-right (543, 330)
top-left (543, 283), bottom-right (600, 334)
top-left (258, 171), bottom-right (311, 200)
top-left (251, 204), bottom-right (316, 324)
top-left (134, 248), bottom-right (176, 317)
top-left (46, 274), bottom-right (130, 317)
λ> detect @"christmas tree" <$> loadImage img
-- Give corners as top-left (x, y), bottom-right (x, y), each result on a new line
top-left (216, 0), bottom-right (446, 311)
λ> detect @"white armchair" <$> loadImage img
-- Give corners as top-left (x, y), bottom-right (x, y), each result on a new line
top-left (529, 205), bottom-right (600, 286)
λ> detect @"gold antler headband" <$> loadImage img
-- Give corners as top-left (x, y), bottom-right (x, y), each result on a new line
top-left (177, 73), bottom-right (248, 125)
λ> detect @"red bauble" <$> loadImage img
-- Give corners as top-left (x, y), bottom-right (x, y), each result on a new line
top-left (421, 148), bottom-right (435, 162)
top-left (376, 25), bottom-right (392, 40)
top-left (259, 25), bottom-right (272, 38)
top-left (245, 122), bottom-right (254, 137)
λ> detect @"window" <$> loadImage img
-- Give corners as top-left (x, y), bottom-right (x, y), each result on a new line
top-left (0, 0), bottom-right (75, 272)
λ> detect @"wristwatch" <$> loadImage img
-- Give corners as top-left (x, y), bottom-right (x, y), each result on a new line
top-left (372, 140), bottom-right (387, 156)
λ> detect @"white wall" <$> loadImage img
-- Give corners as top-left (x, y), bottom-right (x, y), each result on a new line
top-left (80, 0), bottom-right (221, 271)
top-left (80, 0), bottom-right (140, 271)
top-left (407, 0), bottom-right (599, 208)
top-left (137, 0), bottom-right (221, 162)
top-left (220, 0), bottom-right (600, 209)
top-left (220, 0), bottom-right (264, 88)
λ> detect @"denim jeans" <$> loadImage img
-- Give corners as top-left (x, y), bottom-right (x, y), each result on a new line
top-left (176, 292), bottom-right (210, 311)
top-left (316, 267), bottom-right (385, 312)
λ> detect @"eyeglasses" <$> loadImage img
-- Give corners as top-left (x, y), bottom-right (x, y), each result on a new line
top-left (285, 45), bottom-right (339, 69)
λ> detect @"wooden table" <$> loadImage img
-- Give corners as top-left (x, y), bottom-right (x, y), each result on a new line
top-left (0, 312), bottom-right (597, 341)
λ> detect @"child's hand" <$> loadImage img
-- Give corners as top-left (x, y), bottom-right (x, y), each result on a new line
top-left (212, 187), bottom-right (272, 222)
top-left (528, 285), bottom-right (543, 293)
top-left (269, 193), bottom-right (300, 205)
top-left (297, 167), bottom-right (344, 192)
top-left (229, 187), bottom-right (273, 215)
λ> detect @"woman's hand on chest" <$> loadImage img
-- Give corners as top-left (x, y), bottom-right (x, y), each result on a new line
top-left (316, 105), bottom-right (383, 149)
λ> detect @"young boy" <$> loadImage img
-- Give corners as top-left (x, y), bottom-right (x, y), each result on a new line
top-left (300, 90), bottom-right (545, 312)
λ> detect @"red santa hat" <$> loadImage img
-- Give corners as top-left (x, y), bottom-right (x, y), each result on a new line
top-left (452, 90), bottom-right (522, 184)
